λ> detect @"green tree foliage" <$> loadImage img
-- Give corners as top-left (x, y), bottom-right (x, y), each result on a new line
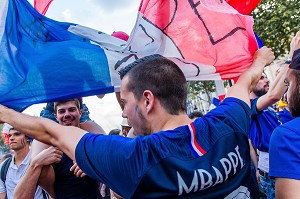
top-left (252, 0), bottom-right (300, 57)
top-left (188, 81), bottom-right (216, 104)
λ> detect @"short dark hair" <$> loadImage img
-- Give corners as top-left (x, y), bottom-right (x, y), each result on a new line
top-left (119, 55), bottom-right (187, 115)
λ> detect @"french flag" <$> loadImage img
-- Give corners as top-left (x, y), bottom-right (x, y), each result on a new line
top-left (0, 0), bottom-right (258, 111)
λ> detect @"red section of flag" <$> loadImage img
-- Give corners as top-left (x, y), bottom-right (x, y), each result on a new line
top-left (226, 0), bottom-right (261, 15)
top-left (138, 0), bottom-right (258, 80)
top-left (34, 0), bottom-right (53, 15)
top-left (218, 94), bottom-right (226, 101)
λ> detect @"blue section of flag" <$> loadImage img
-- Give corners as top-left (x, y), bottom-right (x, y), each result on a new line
top-left (254, 32), bottom-right (264, 48)
top-left (0, 0), bottom-right (114, 111)
top-left (212, 97), bottom-right (220, 107)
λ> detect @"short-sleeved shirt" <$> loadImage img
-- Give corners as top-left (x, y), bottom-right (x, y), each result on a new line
top-left (269, 117), bottom-right (300, 179)
top-left (278, 108), bottom-right (294, 124)
top-left (76, 97), bottom-right (252, 199)
top-left (249, 98), bottom-right (282, 152)
top-left (0, 152), bottom-right (44, 199)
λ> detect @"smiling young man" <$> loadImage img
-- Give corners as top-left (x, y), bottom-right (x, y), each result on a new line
top-left (14, 99), bottom-right (100, 199)
top-left (0, 47), bottom-right (274, 198)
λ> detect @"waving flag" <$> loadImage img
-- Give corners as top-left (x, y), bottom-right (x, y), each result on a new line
top-left (0, 0), bottom-right (258, 111)
top-left (34, 0), bottom-right (53, 15)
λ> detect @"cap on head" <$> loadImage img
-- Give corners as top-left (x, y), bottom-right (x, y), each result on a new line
top-left (290, 48), bottom-right (300, 70)
top-left (2, 123), bottom-right (13, 134)
top-left (112, 31), bottom-right (129, 41)
top-left (2, 123), bottom-right (32, 143)
top-left (121, 118), bottom-right (130, 127)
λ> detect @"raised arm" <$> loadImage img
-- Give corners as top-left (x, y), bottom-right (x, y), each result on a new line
top-left (0, 106), bottom-right (87, 160)
top-left (226, 46), bottom-right (275, 106)
top-left (256, 31), bottom-right (300, 111)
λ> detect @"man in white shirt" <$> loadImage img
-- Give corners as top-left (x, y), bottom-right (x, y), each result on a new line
top-left (0, 123), bottom-right (45, 199)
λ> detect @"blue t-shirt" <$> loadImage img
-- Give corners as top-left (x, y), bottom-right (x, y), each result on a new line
top-left (53, 153), bottom-right (100, 199)
top-left (76, 97), bottom-right (251, 199)
top-left (269, 117), bottom-right (300, 180)
top-left (278, 108), bottom-right (294, 124)
top-left (249, 98), bottom-right (282, 152)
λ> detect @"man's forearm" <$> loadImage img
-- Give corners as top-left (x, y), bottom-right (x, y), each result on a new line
top-left (38, 166), bottom-right (55, 198)
top-left (0, 104), bottom-right (87, 161)
top-left (226, 47), bottom-right (275, 104)
top-left (0, 105), bottom-right (56, 146)
top-left (14, 162), bottom-right (43, 199)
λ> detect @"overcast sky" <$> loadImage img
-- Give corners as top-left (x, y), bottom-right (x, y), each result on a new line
top-left (24, 0), bottom-right (140, 133)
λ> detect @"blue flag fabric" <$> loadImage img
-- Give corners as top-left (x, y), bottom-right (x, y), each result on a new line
top-left (0, 0), bottom-right (114, 111)
top-left (254, 32), bottom-right (264, 48)
top-left (1, 0), bottom-right (260, 112)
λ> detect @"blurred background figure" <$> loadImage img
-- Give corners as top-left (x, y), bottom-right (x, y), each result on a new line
top-left (120, 118), bottom-right (131, 137)
top-left (188, 110), bottom-right (203, 119)
top-left (108, 129), bottom-right (122, 136)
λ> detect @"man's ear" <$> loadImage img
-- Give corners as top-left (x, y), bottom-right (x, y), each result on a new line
top-left (54, 114), bottom-right (58, 122)
top-left (143, 90), bottom-right (154, 113)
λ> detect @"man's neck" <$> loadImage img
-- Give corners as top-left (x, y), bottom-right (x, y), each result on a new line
top-left (151, 111), bottom-right (192, 133)
top-left (13, 147), bottom-right (29, 167)
top-left (250, 92), bottom-right (259, 99)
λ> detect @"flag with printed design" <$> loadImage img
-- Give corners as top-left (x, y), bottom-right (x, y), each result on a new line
top-left (0, 0), bottom-right (258, 111)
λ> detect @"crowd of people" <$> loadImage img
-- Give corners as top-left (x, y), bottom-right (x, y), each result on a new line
top-left (0, 30), bottom-right (299, 199)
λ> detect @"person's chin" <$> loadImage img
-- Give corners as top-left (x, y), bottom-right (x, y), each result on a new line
top-left (63, 122), bottom-right (74, 126)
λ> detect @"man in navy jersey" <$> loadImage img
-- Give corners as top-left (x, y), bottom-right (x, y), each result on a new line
top-left (0, 47), bottom-right (274, 198)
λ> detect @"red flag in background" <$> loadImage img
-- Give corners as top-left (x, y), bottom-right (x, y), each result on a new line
top-left (135, 0), bottom-right (258, 80)
top-left (34, 0), bottom-right (53, 15)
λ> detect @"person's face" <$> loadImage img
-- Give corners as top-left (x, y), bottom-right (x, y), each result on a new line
top-left (121, 126), bottom-right (131, 137)
top-left (7, 129), bottom-right (28, 151)
top-left (253, 73), bottom-right (269, 97)
top-left (286, 70), bottom-right (300, 117)
top-left (55, 101), bottom-right (82, 127)
top-left (120, 76), bottom-right (150, 136)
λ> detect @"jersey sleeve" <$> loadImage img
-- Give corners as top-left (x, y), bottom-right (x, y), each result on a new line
top-left (75, 133), bottom-right (142, 198)
top-left (269, 124), bottom-right (300, 179)
top-left (205, 97), bottom-right (251, 135)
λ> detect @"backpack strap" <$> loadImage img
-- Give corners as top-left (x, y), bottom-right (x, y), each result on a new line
top-left (0, 157), bottom-right (12, 183)
top-left (1, 157), bottom-right (12, 199)
top-left (42, 189), bottom-right (48, 199)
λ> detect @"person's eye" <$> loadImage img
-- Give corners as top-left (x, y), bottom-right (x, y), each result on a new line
top-left (58, 110), bottom-right (65, 114)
